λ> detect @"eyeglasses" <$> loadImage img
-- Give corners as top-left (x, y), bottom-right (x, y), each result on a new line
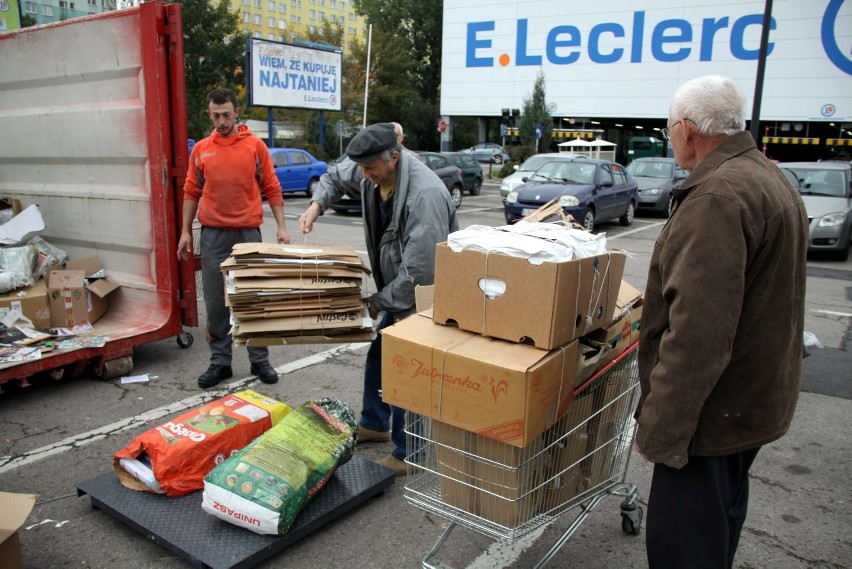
top-left (660, 118), bottom-right (694, 140)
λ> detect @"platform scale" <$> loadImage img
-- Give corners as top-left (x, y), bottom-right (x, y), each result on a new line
top-left (76, 456), bottom-right (395, 569)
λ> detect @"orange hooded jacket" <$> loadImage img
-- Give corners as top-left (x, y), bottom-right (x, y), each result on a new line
top-left (184, 124), bottom-right (284, 229)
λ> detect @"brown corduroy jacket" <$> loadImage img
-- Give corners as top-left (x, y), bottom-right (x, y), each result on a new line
top-left (636, 131), bottom-right (809, 469)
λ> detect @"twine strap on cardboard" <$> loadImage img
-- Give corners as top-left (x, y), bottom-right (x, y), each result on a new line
top-left (435, 334), bottom-right (477, 420)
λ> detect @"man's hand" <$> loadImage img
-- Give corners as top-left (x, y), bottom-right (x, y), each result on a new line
top-left (299, 202), bottom-right (322, 234)
top-left (276, 227), bottom-right (290, 244)
top-left (177, 231), bottom-right (192, 261)
top-left (365, 297), bottom-right (379, 320)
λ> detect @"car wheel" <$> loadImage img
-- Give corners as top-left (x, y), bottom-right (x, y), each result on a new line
top-left (450, 184), bottom-right (463, 208)
top-left (470, 178), bottom-right (482, 196)
top-left (620, 202), bottom-right (635, 226)
top-left (582, 208), bottom-right (595, 232)
top-left (492, 154), bottom-right (504, 165)
top-left (306, 177), bottom-right (319, 198)
top-left (835, 241), bottom-right (850, 262)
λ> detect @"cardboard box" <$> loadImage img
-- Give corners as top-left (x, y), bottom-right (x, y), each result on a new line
top-left (47, 257), bottom-right (119, 327)
top-left (541, 387), bottom-right (597, 513)
top-left (381, 313), bottom-right (579, 447)
top-left (0, 279), bottom-right (51, 329)
top-left (586, 280), bottom-right (643, 369)
top-left (432, 244), bottom-right (625, 349)
top-left (434, 421), bottom-right (545, 528)
top-left (0, 492), bottom-right (37, 569)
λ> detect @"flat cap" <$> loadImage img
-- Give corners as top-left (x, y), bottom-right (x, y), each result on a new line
top-left (346, 123), bottom-right (397, 164)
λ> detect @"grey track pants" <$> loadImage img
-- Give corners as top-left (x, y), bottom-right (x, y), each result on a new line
top-left (200, 226), bottom-right (269, 367)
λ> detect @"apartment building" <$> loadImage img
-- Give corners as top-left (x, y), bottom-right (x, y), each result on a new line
top-left (18, 0), bottom-right (116, 26)
top-left (229, 0), bottom-right (366, 48)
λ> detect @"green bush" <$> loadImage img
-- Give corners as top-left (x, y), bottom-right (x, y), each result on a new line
top-left (497, 162), bottom-right (518, 177)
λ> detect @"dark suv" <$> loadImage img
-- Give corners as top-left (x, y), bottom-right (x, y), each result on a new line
top-left (443, 152), bottom-right (483, 195)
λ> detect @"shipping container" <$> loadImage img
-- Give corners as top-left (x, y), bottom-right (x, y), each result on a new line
top-left (0, 2), bottom-right (198, 386)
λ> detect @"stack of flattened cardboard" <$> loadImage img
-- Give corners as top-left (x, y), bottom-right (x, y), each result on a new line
top-left (222, 243), bottom-right (373, 345)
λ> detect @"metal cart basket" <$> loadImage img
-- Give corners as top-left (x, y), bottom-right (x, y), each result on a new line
top-left (404, 342), bottom-right (643, 568)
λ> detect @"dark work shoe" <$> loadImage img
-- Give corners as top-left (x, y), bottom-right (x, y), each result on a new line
top-left (198, 364), bottom-right (233, 389)
top-left (250, 361), bottom-right (279, 384)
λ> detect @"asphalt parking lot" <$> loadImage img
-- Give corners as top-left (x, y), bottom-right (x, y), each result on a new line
top-left (0, 177), bottom-right (850, 569)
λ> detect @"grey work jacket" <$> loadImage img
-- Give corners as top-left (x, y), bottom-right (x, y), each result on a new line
top-left (312, 151), bottom-right (458, 318)
top-left (636, 132), bottom-right (809, 468)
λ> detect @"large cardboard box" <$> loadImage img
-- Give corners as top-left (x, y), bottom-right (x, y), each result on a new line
top-left (0, 492), bottom-right (37, 569)
top-left (434, 421), bottom-right (545, 528)
top-left (432, 244), bottom-right (625, 349)
top-left (47, 257), bottom-right (119, 327)
top-left (382, 313), bottom-right (579, 447)
top-left (0, 279), bottom-right (51, 329)
top-left (541, 386), bottom-right (598, 514)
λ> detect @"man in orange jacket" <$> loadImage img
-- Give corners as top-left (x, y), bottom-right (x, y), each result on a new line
top-left (177, 88), bottom-right (290, 388)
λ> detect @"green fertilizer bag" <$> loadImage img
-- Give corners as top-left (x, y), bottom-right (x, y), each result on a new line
top-left (201, 398), bottom-right (357, 534)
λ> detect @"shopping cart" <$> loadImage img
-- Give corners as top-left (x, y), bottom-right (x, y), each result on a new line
top-left (404, 342), bottom-right (643, 568)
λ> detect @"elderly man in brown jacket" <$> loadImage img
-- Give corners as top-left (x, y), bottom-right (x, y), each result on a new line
top-left (636, 75), bottom-right (808, 569)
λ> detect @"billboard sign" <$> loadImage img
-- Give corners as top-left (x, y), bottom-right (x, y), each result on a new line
top-left (441, 0), bottom-right (852, 121)
top-left (0, 0), bottom-right (22, 32)
top-left (247, 38), bottom-right (343, 111)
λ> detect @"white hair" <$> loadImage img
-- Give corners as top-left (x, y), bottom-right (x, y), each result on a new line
top-left (669, 75), bottom-right (746, 136)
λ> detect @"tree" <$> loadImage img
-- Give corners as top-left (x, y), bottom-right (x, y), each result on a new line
top-left (170, 0), bottom-right (247, 140)
top-left (517, 71), bottom-right (553, 152)
top-left (354, 0), bottom-right (443, 105)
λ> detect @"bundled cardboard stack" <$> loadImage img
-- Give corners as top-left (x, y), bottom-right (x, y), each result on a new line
top-left (221, 243), bottom-right (374, 345)
top-left (381, 223), bottom-right (643, 529)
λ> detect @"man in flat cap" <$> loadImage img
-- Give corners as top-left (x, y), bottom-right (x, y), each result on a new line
top-left (299, 123), bottom-right (458, 475)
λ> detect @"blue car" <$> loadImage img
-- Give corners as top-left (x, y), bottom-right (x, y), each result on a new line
top-left (503, 158), bottom-right (638, 231)
top-left (268, 148), bottom-right (328, 197)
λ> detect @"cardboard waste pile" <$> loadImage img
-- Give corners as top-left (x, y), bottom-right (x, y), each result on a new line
top-left (381, 221), bottom-right (644, 529)
top-left (0, 201), bottom-right (121, 366)
top-left (222, 243), bottom-right (373, 345)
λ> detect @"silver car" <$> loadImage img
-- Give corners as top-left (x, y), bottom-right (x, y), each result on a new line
top-left (779, 162), bottom-right (852, 261)
top-left (626, 157), bottom-right (689, 218)
top-left (500, 152), bottom-right (587, 201)
top-left (463, 142), bottom-right (511, 164)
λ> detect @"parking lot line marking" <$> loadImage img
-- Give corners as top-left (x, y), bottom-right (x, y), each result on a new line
top-left (468, 525), bottom-right (547, 568)
top-left (812, 309), bottom-right (852, 318)
top-left (0, 343), bottom-right (367, 475)
top-left (608, 221), bottom-right (665, 239)
top-left (459, 206), bottom-right (504, 213)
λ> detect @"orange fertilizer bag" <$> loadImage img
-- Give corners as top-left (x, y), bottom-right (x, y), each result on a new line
top-left (114, 390), bottom-right (290, 497)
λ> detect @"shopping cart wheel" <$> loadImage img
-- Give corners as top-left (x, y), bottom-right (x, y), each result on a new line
top-left (620, 503), bottom-right (643, 536)
top-left (176, 332), bottom-right (194, 349)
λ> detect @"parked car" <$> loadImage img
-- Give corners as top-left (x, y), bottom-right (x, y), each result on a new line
top-left (462, 142), bottom-right (511, 164)
top-left (443, 151), bottom-right (483, 195)
top-left (778, 161), bottom-right (852, 261)
top-left (504, 158), bottom-right (638, 231)
top-left (417, 151), bottom-right (464, 207)
top-left (625, 157), bottom-right (689, 218)
top-left (268, 148), bottom-right (327, 197)
top-left (500, 152), bottom-right (588, 201)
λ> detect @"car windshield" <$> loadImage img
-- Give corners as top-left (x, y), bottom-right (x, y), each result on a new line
top-left (627, 161), bottom-right (673, 179)
top-left (519, 156), bottom-right (559, 171)
top-left (780, 168), bottom-right (847, 197)
top-left (530, 161), bottom-right (595, 184)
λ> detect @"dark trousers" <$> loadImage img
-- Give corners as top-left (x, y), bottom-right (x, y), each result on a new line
top-left (360, 311), bottom-right (407, 460)
top-left (647, 447), bottom-right (760, 569)
top-left (200, 226), bottom-right (269, 367)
